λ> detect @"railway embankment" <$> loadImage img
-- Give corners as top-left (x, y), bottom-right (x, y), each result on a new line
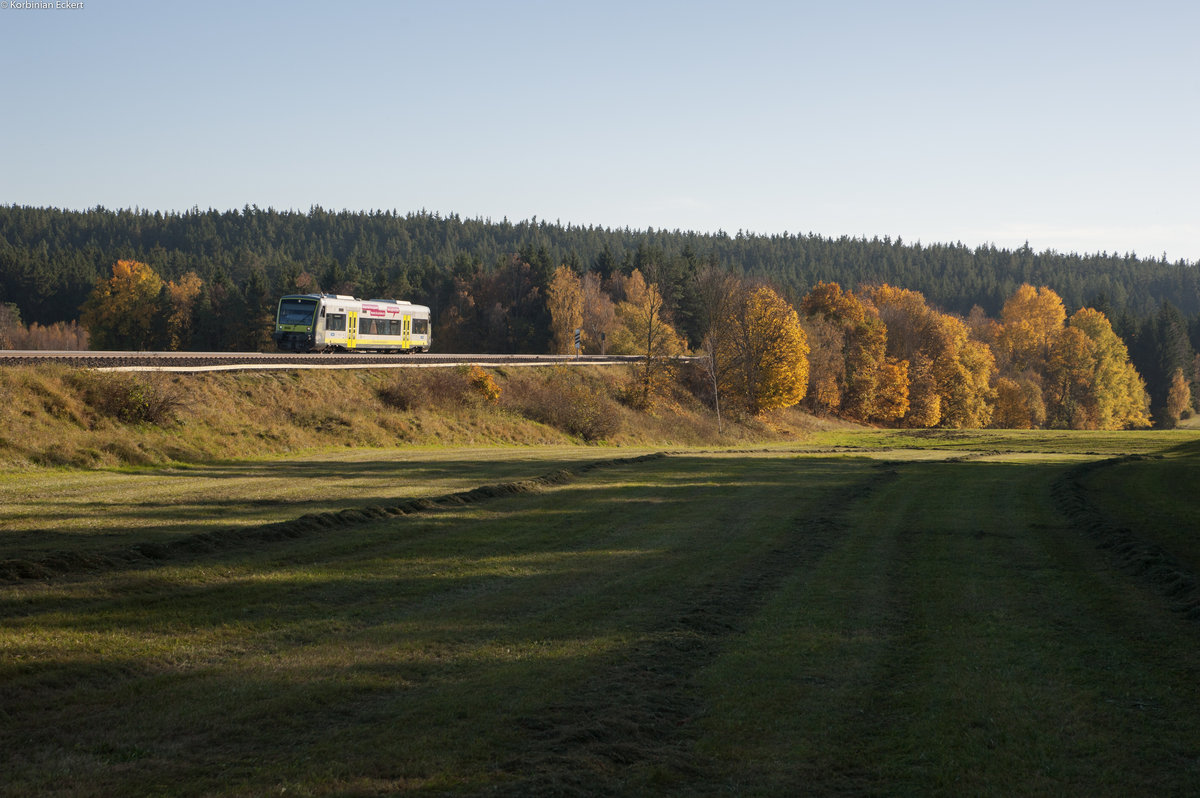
top-left (0, 362), bottom-right (836, 469)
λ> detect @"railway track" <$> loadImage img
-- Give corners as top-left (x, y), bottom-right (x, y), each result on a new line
top-left (0, 350), bottom-right (650, 372)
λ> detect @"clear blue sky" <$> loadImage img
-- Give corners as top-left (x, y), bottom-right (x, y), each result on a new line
top-left (3, 0), bottom-right (1198, 262)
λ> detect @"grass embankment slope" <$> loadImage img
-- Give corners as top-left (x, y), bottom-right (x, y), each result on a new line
top-left (0, 363), bottom-right (836, 470)
top-left (3, 365), bottom-right (1200, 796)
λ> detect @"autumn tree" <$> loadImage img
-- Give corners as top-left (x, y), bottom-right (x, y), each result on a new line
top-left (800, 313), bottom-right (844, 415)
top-left (869, 284), bottom-right (994, 428)
top-left (609, 270), bottom-right (685, 408)
top-left (1044, 308), bottom-right (1149, 429)
top-left (874, 357), bottom-right (910, 422)
top-left (1045, 326), bottom-right (1097, 428)
top-left (716, 284), bottom-right (809, 415)
top-left (933, 314), bottom-right (996, 429)
top-left (693, 266), bottom-right (745, 427)
top-left (163, 271), bottom-right (203, 350)
top-left (799, 282), bottom-right (890, 422)
top-left (80, 260), bottom-right (165, 350)
top-left (1166, 368), bottom-right (1192, 423)
top-left (996, 284), bottom-right (1067, 373)
top-left (580, 272), bottom-right (616, 354)
top-left (1070, 308), bottom-right (1150, 428)
top-left (546, 265), bottom-right (583, 354)
top-left (0, 303), bottom-right (87, 350)
top-left (990, 376), bottom-right (1046, 429)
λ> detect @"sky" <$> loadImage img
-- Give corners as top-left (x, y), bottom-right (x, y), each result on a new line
top-left (2, 0), bottom-right (1198, 262)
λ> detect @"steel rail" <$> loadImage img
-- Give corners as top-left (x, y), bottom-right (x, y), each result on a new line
top-left (0, 350), bottom-right (663, 372)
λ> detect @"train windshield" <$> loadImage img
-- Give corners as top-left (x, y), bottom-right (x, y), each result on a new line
top-left (278, 298), bottom-right (318, 325)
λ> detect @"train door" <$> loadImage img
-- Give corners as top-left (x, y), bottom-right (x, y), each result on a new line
top-left (348, 310), bottom-right (358, 349)
top-left (314, 304), bottom-right (327, 349)
top-left (402, 314), bottom-right (412, 351)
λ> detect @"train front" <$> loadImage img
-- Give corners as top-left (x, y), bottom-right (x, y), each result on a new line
top-left (274, 295), bottom-right (320, 352)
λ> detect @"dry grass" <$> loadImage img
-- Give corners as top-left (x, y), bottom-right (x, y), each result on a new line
top-left (0, 364), bottom-right (813, 470)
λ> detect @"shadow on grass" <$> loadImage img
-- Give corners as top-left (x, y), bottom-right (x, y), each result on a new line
top-left (1, 453), bottom-right (889, 795)
top-left (8, 452), bottom-right (1200, 795)
top-left (1, 452), bottom-right (866, 580)
top-left (0, 453), bottom-right (649, 556)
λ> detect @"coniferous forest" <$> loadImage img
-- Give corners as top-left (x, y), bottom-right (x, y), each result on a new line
top-left (2, 203), bottom-right (1199, 425)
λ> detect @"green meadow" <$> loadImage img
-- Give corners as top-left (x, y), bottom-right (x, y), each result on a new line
top-left (3, 430), bottom-right (1200, 796)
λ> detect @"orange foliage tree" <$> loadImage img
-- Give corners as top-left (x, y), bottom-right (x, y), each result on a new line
top-left (869, 284), bottom-right (995, 428)
top-left (799, 282), bottom-right (893, 422)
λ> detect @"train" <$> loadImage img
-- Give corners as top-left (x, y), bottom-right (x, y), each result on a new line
top-left (273, 294), bottom-right (432, 353)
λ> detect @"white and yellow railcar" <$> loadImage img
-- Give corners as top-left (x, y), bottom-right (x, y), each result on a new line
top-left (274, 294), bottom-right (432, 353)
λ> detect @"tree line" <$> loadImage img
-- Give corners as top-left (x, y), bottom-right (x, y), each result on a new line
top-left (2, 203), bottom-right (1198, 424)
top-left (54, 254), bottom-right (1177, 431)
top-left (538, 265), bottom-right (1158, 430)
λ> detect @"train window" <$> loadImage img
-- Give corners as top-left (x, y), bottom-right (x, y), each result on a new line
top-left (278, 298), bottom-right (317, 325)
top-left (326, 313), bottom-right (346, 332)
top-left (413, 318), bottom-right (429, 335)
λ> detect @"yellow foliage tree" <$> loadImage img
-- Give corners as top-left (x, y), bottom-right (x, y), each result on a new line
top-left (990, 375), bottom-right (1046, 429)
top-left (718, 285), bottom-right (809, 414)
top-left (933, 317), bottom-right (995, 429)
top-left (801, 314), bottom-right (845, 414)
top-left (1062, 308), bottom-right (1150, 429)
top-left (904, 352), bottom-right (942, 427)
top-left (873, 357), bottom-right (910, 422)
top-left (997, 284), bottom-right (1066, 373)
top-left (1167, 368), bottom-right (1192, 423)
top-left (609, 270), bottom-right (685, 408)
top-left (165, 271), bottom-right (203, 350)
top-left (546, 266), bottom-right (584, 354)
top-left (80, 260), bottom-right (165, 350)
top-left (1045, 325), bottom-right (1097, 428)
top-left (869, 284), bottom-right (994, 428)
top-left (799, 282), bottom-right (889, 422)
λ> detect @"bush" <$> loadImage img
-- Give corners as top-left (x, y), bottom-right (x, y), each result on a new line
top-left (70, 371), bottom-right (186, 425)
top-left (378, 366), bottom-right (498, 411)
top-left (505, 369), bottom-right (621, 442)
top-left (466, 365), bottom-right (501, 404)
top-left (377, 375), bottom-right (427, 411)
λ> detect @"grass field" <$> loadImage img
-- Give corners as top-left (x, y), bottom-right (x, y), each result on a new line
top-left (3, 430), bottom-right (1200, 796)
